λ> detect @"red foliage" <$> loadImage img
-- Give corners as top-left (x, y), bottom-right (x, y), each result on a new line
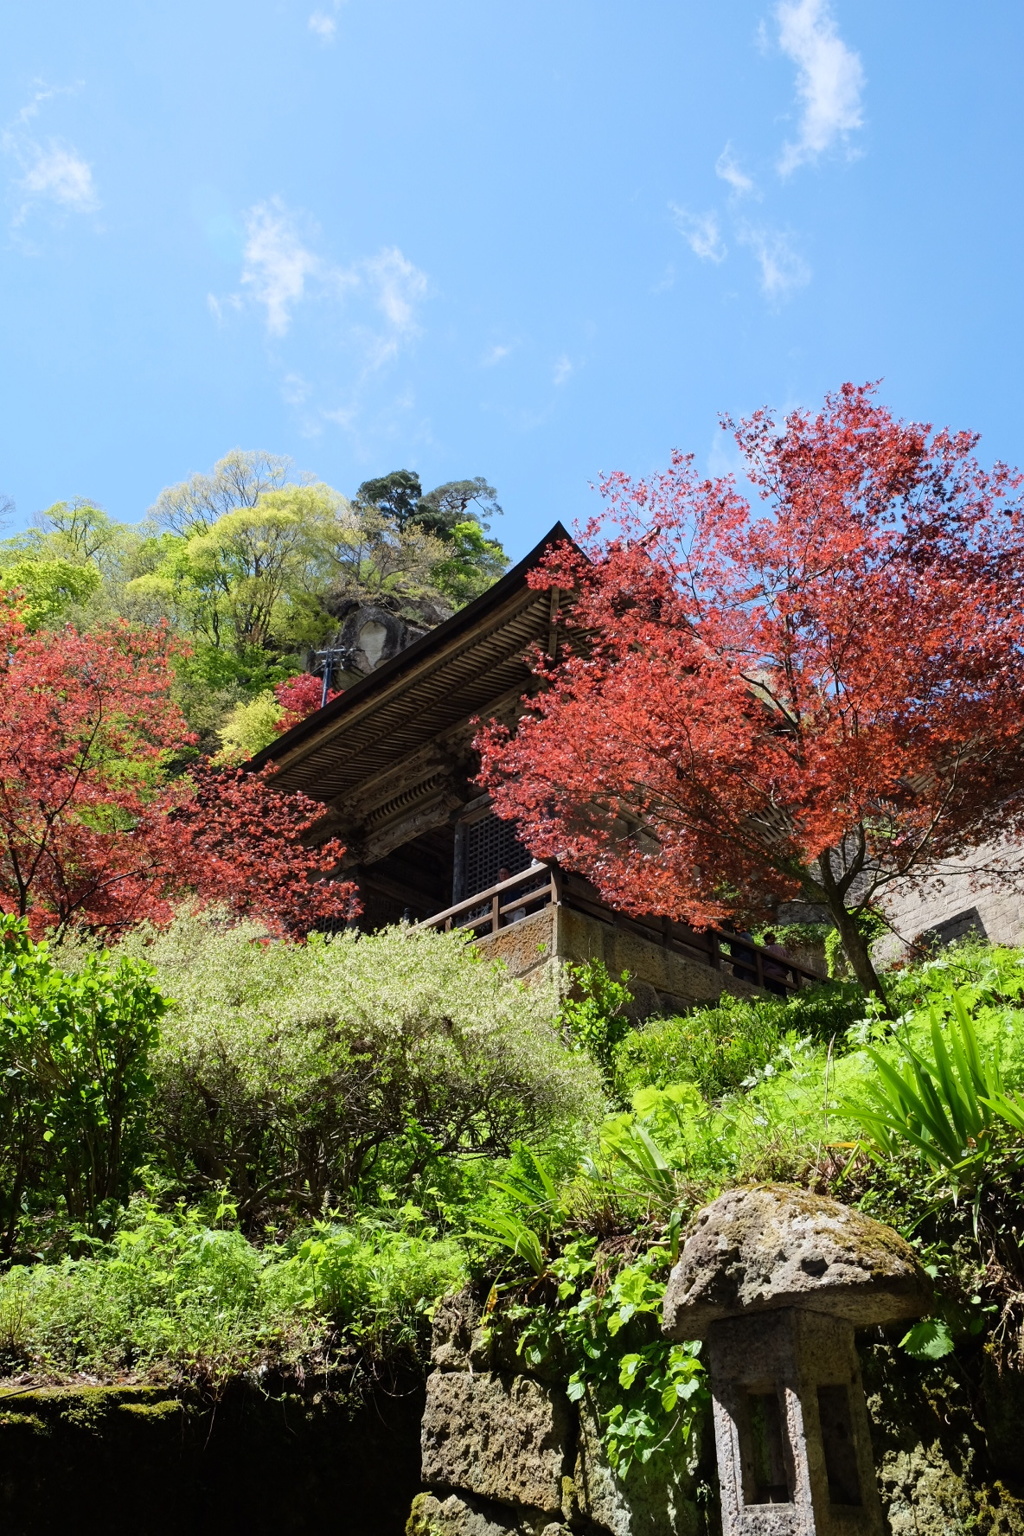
top-left (0, 601), bottom-right (357, 936)
top-left (273, 673), bottom-right (340, 734)
top-left (477, 383), bottom-right (1024, 994)
top-left (175, 764), bottom-right (357, 935)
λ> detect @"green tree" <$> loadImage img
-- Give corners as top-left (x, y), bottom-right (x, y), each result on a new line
top-left (149, 448), bottom-right (292, 536)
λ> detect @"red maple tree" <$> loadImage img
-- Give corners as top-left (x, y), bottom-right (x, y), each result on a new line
top-left (0, 600), bottom-right (356, 936)
top-left (272, 672), bottom-right (340, 734)
top-left (478, 384), bottom-right (1024, 999)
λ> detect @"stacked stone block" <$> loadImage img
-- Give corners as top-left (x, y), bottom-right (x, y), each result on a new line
top-left (408, 1289), bottom-right (700, 1536)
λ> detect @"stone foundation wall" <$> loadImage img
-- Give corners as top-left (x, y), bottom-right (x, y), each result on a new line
top-left (477, 905), bottom-right (763, 1019)
top-left (411, 1291), bottom-right (1024, 1536)
top-left (879, 838), bottom-right (1024, 959)
top-left (410, 1289), bottom-right (703, 1536)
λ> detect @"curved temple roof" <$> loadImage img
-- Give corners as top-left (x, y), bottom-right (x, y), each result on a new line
top-left (250, 522), bottom-right (574, 812)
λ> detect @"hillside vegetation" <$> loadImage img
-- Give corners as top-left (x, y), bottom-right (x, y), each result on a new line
top-left (1, 915), bottom-right (1022, 1480)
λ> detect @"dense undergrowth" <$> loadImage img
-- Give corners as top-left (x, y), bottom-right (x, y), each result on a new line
top-left (2, 912), bottom-right (1024, 1475)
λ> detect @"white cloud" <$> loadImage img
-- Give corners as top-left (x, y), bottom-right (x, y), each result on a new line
top-left (226, 199), bottom-right (428, 367)
top-left (19, 142), bottom-right (98, 212)
top-left (364, 246), bottom-right (427, 333)
top-left (282, 372), bottom-right (312, 407)
top-left (670, 204), bottom-right (726, 263)
top-left (308, 11), bottom-right (337, 41)
top-left (552, 355), bottom-right (572, 386)
top-left (240, 200), bottom-right (330, 336)
top-left (715, 144), bottom-right (755, 198)
top-left (739, 224), bottom-right (811, 300)
top-left (3, 88), bottom-right (99, 228)
top-left (482, 343), bottom-right (512, 367)
top-left (776, 0), bottom-right (864, 175)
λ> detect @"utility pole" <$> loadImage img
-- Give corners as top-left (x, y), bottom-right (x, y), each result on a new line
top-left (310, 646), bottom-right (353, 709)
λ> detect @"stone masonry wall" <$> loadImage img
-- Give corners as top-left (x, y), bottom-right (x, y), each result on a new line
top-left (410, 1290), bottom-right (1024, 1536)
top-left (476, 905), bottom-right (766, 1020)
top-left (879, 837), bottom-right (1024, 960)
top-left (408, 1289), bottom-right (703, 1536)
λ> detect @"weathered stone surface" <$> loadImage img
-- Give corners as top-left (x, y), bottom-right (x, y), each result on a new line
top-left (421, 1371), bottom-right (570, 1516)
top-left (571, 1400), bottom-right (700, 1536)
top-left (862, 1344), bottom-right (1024, 1536)
top-left (707, 1309), bottom-right (884, 1536)
top-left (406, 1491), bottom-right (570, 1536)
top-left (662, 1184), bottom-right (930, 1339)
top-left (431, 1289), bottom-right (492, 1373)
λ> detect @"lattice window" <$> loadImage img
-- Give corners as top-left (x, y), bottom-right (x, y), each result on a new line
top-left (464, 812), bottom-right (531, 898)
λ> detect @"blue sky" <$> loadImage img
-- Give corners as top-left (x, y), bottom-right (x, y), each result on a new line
top-left (2, 1), bottom-right (1023, 560)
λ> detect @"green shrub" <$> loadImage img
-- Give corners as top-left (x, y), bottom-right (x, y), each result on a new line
top-left (0, 1197), bottom-right (466, 1383)
top-left (0, 917), bottom-right (164, 1250)
top-left (613, 982), bottom-right (862, 1101)
top-left (559, 959), bottom-right (633, 1090)
top-left (105, 910), bottom-right (603, 1224)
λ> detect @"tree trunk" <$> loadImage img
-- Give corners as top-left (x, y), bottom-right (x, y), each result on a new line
top-left (827, 898), bottom-right (891, 1013)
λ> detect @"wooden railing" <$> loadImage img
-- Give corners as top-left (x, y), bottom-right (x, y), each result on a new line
top-left (417, 864), bottom-right (822, 994)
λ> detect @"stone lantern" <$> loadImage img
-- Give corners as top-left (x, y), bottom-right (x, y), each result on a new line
top-left (662, 1185), bottom-right (931, 1536)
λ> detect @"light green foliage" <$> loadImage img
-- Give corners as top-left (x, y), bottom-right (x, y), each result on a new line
top-left (108, 910), bottom-right (604, 1221)
top-left (5, 454), bottom-right (509, 744)
top-left (752, 922), bottom-right (831, 951)
top-left (427, 521), bottom-right (508, 606)
top-left (485, 943), bottom-right (1024, 1319)
top-left (0, 917), bottom-right (164, 1248)
top-left (0, 558), bottom-right (101, 629)
top-left (900, 1317), bottom-right (955, 1360)
top-left (0, 1197), bottom-right (465, 1382)
top-left (282, 1212), bottom-right (466, 1350)
top-left (560, 959), bottom-right (634, 1089)
top-left (149, 449), bottom-right (291, 537)
top-left (847, 988), bottom-right (1024, 1181)
top-left (0, 502), bottom-right (168, 633)
top-left (215, 689), bottom-right (284, 762)
top-left (613, 983), bottom-right (862, 1101)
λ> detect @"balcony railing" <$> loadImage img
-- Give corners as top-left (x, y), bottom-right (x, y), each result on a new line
top-left (418, 863), bottom-right (822, 994)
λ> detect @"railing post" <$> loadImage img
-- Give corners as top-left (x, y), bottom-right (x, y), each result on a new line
top-left (709, 930), bottom-right (721, 970)
top-left (491, 893), bottom-right (500, 934)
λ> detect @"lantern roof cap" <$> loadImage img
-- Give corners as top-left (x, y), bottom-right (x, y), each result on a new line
top-left (662, 1184), bottom-right (931, 1340)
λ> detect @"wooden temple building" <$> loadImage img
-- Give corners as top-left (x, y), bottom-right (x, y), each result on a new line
top-left (253, 525), bottom-right (820, 1013)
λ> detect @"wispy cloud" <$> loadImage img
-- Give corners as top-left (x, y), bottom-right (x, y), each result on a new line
top-left (20, 144), bottom-right (98, 213)
top-left (241, 201), bottom-right (327, 336)
top-left (776, 0), bottom-right (864, 175)
top-left (670, 204), bottom-right (726, 263)
top-left (364, 246), bottom-right (427, 333)
top-left (308, 11), bottom-right (337, 42)
top-left (308, 0), bottom-right (344, 43)
top-left (3, 87), bottom-right (99, 228)
top-left (234, 201), bottom-right (427, 352)
top-left (482, 343), bottom-right (512, 367)
top-left (552, 355), bottom-right (573, 386)
top-left (715, 144), bottom-right (756, 198)
top-left (211, 196), bottom-right (429, 446)
top-left (739, 224), bottom-right (811, 300)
